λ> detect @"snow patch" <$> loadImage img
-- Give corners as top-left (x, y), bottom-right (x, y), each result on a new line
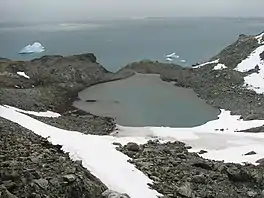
top-left (234, 45), bottom-right (264, 72)
top-left (116, 109), bottom-right (264, 164)
top-left (17, 71), bottom-right (30, 79)
top-left (234, 45), bottom-right (264, 93)
top-left (180, 59), bottom-right (186, 63)
top-left (19, 42), bottom-right (45, 54)
top-left (2, 105), bottom-right (264, 197)
top-left (0, 105), bottom-right (161, 198)
top-left (4, 105), bottom-right (61, 118)
top-left (193, 59), bottom-right (219, 68)
top-left (255, 32), bottom-right (264, 44)
top-left (213, 63), bottom-right (227, 70)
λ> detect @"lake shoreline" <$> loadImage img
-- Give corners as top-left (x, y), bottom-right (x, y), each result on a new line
top-left (74, 73), bottom-right (220, 128)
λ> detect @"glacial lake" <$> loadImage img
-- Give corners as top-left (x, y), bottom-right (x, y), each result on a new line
top-left (74, 74), bottom-right (219, 127)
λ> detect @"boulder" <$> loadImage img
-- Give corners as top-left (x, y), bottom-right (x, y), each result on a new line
top-left (177, 182), bottom-right (193, 198)
top-left (126, 142), bottom-right (140, 152)
top-left (102, 189), bottom-right (130, 198)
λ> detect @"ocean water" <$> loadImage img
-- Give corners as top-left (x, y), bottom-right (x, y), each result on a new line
top-left (74, 74), bottom-right (219, 127)
top-left (0, 18), bottom-right (263, 72)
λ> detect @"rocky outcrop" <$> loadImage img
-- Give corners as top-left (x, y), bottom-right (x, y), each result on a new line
top-left (30, 109), bottom-right (116, 135)
top-left (0, 118), bottom-right (107, 198)
top-left (0, 53), bottom-right (133, 113)
top-left (118, 140), bottom-right (264, 198)
top-left (211, 34), bottom-right (259, 69)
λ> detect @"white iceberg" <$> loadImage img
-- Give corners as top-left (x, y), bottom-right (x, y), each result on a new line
top-left (166, 52), bottom-right (179, 59)
top-left (19, 42), bottom-right (45, 54)
top-left (166, 57), bottom-right (173, 62)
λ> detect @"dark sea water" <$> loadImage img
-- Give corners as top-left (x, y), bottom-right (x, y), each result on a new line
top-left (0, 18), bottom-right (263, 72)
top-left (1, 18), bottom-right (263, 127)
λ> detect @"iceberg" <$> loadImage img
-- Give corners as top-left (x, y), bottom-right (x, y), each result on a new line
top-left (166, 57), bottom-right (173, 62)
top-left (19, 42), bottom-right (45, 54)
top-left (166, 52), bottom-right (179, 59)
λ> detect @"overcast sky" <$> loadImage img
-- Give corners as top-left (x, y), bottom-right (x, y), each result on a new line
top-left (0, 0), bottom-right (264, 22)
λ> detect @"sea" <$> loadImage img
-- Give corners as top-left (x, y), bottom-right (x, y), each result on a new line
top-left (1, 17), bottom-right (263, 127)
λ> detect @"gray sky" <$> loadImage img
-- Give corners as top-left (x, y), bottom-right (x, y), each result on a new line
top-left (1, 0), bottom-right (264, 22)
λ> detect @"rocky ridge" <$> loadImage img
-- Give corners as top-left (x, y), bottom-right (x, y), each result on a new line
top-left (0, 53), bottom-right (133, 113)
top-left (0, 118), bottom-right (107, 198)
top-left (118, 141), bottom-right (264, 198)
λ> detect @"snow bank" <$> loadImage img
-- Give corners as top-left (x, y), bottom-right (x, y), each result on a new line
top-left (192, 59), bottom-right (219, 69)
top-left (255, 32), bottom-right (264, 44)
top-left (4, 105), bottom-right (61, 118)
top-left (17, 71), bottom-right (30, 79)
top-left (234, 45), bottom-right (264, 93)
top-left (0, 105), bottom-right (161, 198)
top-left (213, 63), bottom-right (227, 70)
top-left (19, 42), bottom-right (45, 54)
top-left (235, 45), bottom-right (264, 72)
top-left (2, 104), bottom-right (264, 197)
top-left (116, 109), bottom-right (264, 164)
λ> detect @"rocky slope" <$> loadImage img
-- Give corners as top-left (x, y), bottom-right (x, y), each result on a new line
top-left (120, 33), bottom-right (264, 126)
top-left (0, 54), bottom-right (132, 197)
top-left (118, 141), bottom-right (264, 198)
top-left (0, 118), bottom-right (107, 198)
top-left (0, 53), bottom-right (134, 136)
top-left (0, 53), bottom-right (133, 113)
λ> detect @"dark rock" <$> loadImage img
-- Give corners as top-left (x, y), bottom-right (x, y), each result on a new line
top-left (126, 142), bottom-right (140, 152)
top-left (177, 182), bottom-right (192, 197)
top-left (0, 188), bottom-right (18, 198)
top-left (85, 99), bottom-right (97, 103)
top-left (226, 167), bottom-right (251, 182)
top-left (62, 174), bottom-right (76, 183)
top-left (260, 50), bottom-right (264, 61)
top-left (33, 178), bottom-right (49, 189)
top-left (256, 158), bottom-right (264, 165)
top-left (102, 189), bottom-right (130, 198)
top-left (244, 151), bottom-right (257, 156)
top-left (113, 142), bottom-right (122, 147)
top-left (198, 150), bottom-right (208, 155)
top-left (192, 161), bottom-right (212, 170)
top-left (2, 181), bottom-right (17, 191)
top-left (191, 174), bottom-right (206, 184)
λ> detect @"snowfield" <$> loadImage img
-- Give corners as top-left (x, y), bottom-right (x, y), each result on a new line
top-left (192, 59), bottom-right (219, 69)
top-left (2, 105), bottom-right (264, 197)
top-left (234, 45), bottom-right (264, 94)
